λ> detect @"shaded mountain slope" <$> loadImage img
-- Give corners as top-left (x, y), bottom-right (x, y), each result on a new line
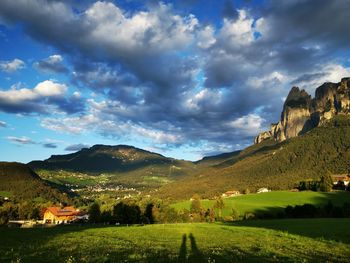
top-left (195, 150), bottom-right (241, 167)
top-left (0, 162), bottom-right (71, 202)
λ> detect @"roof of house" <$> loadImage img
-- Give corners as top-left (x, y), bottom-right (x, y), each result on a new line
top-left (45, 206), bottom-right (79, 217)
top-left (332, 174), bottom-right (350, 180)
top-left (224, 191), bottom-right (239, 194)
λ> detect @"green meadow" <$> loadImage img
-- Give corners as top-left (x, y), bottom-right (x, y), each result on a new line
top-left (173, 191), bottom-right (350, 217)
top-left (1, 219), bottom-right (350, 263)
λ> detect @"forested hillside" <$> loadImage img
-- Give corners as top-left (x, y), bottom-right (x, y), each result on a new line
top-left (158, 115), bottom-right (350, 199)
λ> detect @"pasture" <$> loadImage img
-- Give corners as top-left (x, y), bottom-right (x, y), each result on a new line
top-left (173, 191), bottom-right (350, 217)
top-left (1, 219), bottom-right (350, 262)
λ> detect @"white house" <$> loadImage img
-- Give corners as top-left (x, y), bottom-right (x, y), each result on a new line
top-left (257, 188), bottom-right (270, 193)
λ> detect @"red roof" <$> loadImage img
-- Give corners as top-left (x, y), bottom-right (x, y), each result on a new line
top-left (45, 206), bottom-right (79, 217)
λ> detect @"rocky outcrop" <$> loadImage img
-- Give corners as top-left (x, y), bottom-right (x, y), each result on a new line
top-left (254, 77), bottom-right (350, 144)
top-left (254, 130), bottom-right (272, 144)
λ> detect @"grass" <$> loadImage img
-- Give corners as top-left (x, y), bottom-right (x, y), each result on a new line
top-left (0, 191), bottom-right (12, 198)
top-left (172, 191), bottom-right (350, 217)
top-left (1, 219), bottom-right (350, 262)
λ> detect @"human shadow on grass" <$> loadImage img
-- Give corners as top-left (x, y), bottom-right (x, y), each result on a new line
top-left (177, 233), bottom-right (205, 263)
top-left (178, 234), bottom-right (187, 262)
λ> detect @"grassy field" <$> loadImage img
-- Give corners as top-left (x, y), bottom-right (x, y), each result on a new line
top-left (1, 219), bottom-right (350, 262)
top-left (0, 191), bottom-right (12, 198)
top-left (173, 191), bottom-right (350, 217)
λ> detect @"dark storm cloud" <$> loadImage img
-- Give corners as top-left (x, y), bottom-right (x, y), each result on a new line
top-left (65, 143), bottom-right (90, 152)
top-left (0, 0), bottom-right (350, 151)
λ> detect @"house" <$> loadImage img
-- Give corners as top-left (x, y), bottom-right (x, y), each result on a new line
top-left (257, 188), bottom-right (270, 194)
top-left (222, 190), bottom-right (240, 198)
top-left (43, 206), bottom-right (86, 224)
top-left (332, 174), bottom-right (350, 186)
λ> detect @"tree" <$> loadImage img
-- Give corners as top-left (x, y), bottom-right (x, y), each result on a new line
top-left (88, 202), bottom-right (101, 223)
top-left (213, 197), bottom-right (225, 219)
top-left (320, 173), bottom-right (333, 192)
top-left (231, 207), bottom-right (239, 220)
top-left (113, 202), bottom-right (141, 224)
top-left (144, 203), bottom-right (154, 224)
top-left (190, 194), bottom-right (202, 214)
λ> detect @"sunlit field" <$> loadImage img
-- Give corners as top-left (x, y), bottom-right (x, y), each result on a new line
top-left (1, 219), bottom-right (350, 263)
top-left (173, 191), bottom-right (350, 217)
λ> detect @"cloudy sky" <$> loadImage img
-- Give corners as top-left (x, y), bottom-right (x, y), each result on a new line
top-left (0, 0), bottom-right (350, 162)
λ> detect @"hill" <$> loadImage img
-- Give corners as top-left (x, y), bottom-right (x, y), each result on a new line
top-left (0, 162), bottom-right (71, 203)
top-left (28, 145), bottom-right (194, 174)
top-left (157, 113), bottom-right (350, 200)
top-left (28, 145), bottom-right (197, 196)
top-left (29, 144), bottom-right (180, 173)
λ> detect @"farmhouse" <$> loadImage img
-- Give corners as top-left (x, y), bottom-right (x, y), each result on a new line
top-left (332, 174), bottom-right (350, 186)
top-left (222, 190), bottom-right (240, 198)
top-left (257, 188), bottom-right (270, 193)
top-left (43, 206), bottom-right (86, 224)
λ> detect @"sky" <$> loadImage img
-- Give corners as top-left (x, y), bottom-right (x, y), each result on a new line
top-left (0, 0), bottom-right (350, 163)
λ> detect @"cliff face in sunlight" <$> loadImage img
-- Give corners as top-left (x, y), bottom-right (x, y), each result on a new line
top-left (255, 77), bottom-right (350, 144)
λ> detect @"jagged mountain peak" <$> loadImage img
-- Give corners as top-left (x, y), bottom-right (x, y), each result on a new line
top-left (255, 77), bottom-right (350, 144)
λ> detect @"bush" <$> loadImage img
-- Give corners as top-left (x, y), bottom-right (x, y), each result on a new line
top-left (231, 207), bottom-right (239, 220)
top-left (243, 212), bottom-right (255, 220)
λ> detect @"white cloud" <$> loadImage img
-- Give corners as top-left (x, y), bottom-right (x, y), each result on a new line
top-left (85, 2), bottom-right (198, 55)
top-left (227, 114), bottom-right (265, 136)
top-left (41, 99), bottom-right (183, 145)
top-left (0, 121), bottom-right (6, 127)
top-left (6, 136), bottom-right (35, 144)
top-left (34, 80), bottom-right (67, 97)
top-left (34, 54), bottom-right (67, 73)
top-left (0, 58), bottom-right (25, 72)
top-left (247, 71), bottom-right (286, 89)
top-left (46, 54), bottom-right (62, 63)
top-left (0, 80), bottom-right (67, 103)
top-left (186, 88), bottom-right (223, 111)
top-left (292, 64), bottom-right (350, 93)
top-left (219, 10), bottom-right (257, 48)
top-left (41, 114), bottom-right (98, 134)
top-left (197, 25), bottom-right (216, 49)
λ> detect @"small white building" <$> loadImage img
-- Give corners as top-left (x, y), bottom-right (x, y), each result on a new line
top-left (257, 188), bottom-right (270, 194)
top-left (222, 190), bottom-right (240, 198)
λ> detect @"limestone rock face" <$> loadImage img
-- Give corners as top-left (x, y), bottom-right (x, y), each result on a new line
top-left (254, 130), bottom-right (272, 144)
top-left (254, 77), bottom-right (350, 144)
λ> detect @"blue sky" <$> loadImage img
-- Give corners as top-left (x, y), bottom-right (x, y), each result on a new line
top-left (0, 0), bottom-right (350, 162)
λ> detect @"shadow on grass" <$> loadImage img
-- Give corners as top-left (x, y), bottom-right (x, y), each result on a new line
top-left (231, 217), bottom-right (350, 244)
top-left (0, 225), bottom-right (286, 263)
top-left (227, 192), bottom-right (350, 244)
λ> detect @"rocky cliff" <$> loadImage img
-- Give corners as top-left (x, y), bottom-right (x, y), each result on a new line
top-left (254, 77), bottom-right (350, 144)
